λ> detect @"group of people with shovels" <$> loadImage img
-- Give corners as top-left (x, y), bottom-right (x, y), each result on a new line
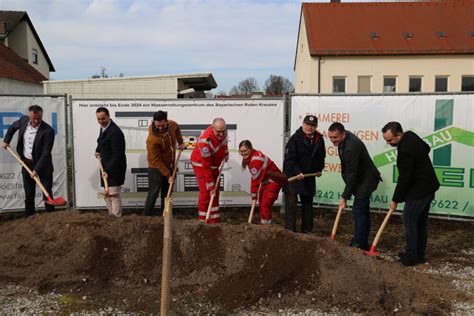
top-left (1, 105), bottom-right (439, 267)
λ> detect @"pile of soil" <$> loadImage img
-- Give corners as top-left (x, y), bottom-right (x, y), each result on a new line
top-left (0, 211), bottom-right (469, 313)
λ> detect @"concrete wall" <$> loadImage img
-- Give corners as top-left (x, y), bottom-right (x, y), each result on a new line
top-left (43, 76), bottom-right (179, 99)
top-left (0, 78), bottom-right (43, 95)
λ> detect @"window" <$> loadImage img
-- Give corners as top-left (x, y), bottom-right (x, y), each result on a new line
top-left (461, 76), bottom-right (474, 91)
top-left (383, 77), bottom-right (396, 93)
top-left (357, 76), bottom-right (371, 93)
top-left (409, 77), bottom-right (422, 92)
top-left (435, 77), bottom-right (448, 92)
top-left (332, 77), bottom-right (346, 93)
top-left (32, 48), bottom-right (38, 64)
top-left (138, 120), bottom-right (148, 127)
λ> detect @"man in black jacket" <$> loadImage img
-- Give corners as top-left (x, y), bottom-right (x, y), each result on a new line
top-left (1, 105), bottom-right (56, 216)
top-left (382, 122), bottom-right (440, 266)
top-left (328, 122), bottom-right (382, 250)
top-left (283, 115), bottom-right (326, 233)
top-left (95, 107), bottom-right (127, 217)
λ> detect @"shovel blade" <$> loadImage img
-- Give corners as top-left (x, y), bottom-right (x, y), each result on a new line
top-left (329, 234), bottom-right (336, 240)
top-left (45, 196), bottom-right (67, 206)
top-left (364, 246), bottom-right (379, 257)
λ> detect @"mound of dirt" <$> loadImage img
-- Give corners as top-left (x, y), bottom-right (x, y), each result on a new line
top-left (0, 211), bottom-right (466, 313)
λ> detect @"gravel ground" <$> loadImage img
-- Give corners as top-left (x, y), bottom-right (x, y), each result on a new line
top-left (1, 250), bottom-right (472, 315)
top-left (1, 210), bottom-right (472, 314)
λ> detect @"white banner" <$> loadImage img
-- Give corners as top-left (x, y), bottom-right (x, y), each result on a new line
top-left (0, 95), bottom-right (68, 212)
top-left (72, 99), bottom-right (284, 208)
top-left (291, 94), bottom-right (474, 217)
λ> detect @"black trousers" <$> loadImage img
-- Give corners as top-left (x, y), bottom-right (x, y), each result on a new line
top-left (402, 193), bottom-right (434, 257)
top-left (21, 163), bottom-right (55, 217)
top-left (284, 193), bottom-right (314, 233)
top-left (144, 168), bottom-right (169, 216)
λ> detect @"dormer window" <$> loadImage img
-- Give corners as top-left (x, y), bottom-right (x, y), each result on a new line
top-left (370, 32), bottom-right (379, 39)
top-left (403, 32), bottom-right (413, 39)
top-left (32, 48), bottom-right (38, 64)
top-left (437, 31), bottom-right (446, 38)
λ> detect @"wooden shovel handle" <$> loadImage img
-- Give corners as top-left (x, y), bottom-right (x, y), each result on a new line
top-left (96, 155), bottom-right (109, 192)
top-left (6, 146), bottom-right (51, 198)
top-left (287, 172), bottom-right (320, 183)
top-left (205, 160), bottom-right (225, 222)
top-left (330, 205), bottom-right (345, 239)
top-left (160, 196), bottom-right (173, 315)
top-left (371, 208), bottom-right (395, 248)
top-left (247, 182), bottom-right (262, 224)
top-left (166, 149), bottom-right (183, 198)
top-left (248, 200), bottom-right (257, 224)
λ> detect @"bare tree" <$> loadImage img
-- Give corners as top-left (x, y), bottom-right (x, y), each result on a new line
top-left (264, 75), bottom-right (294, 95)
top-left (229, 77), bottom-right (259, 95)
top-left (91, 66), bottom-right (125, 79)
top-left (91, 66), bottom-right (109, 79)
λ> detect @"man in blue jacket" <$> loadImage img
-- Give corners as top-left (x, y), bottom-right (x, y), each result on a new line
top-left (382, 122), bottom-right (440, 266)
top-left (1, 105), bottom-right (56, 216)
top-left (283, 115), bottom-right (326, 233)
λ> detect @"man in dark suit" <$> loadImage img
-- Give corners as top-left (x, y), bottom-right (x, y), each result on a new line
top-left (1, 105), bottom-right (56, 216)
top-left (283, 115), bottom-right (326, 233)
top-left (328, 122), bottom-right (382, 250)
top-left (382, 122), bottom-right (439, 266)
top-left (95, 107), bottom-right (127, 217)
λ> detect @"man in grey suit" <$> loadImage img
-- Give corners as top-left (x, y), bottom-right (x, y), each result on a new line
top-left (1, 105), bottom-right (56, 216)
top-left (328, 122), bottom-right (382, 250)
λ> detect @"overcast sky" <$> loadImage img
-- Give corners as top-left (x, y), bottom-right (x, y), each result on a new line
top-left (1, 0), bottom-right (375, 93)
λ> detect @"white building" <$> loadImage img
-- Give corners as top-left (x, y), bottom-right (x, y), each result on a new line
top-left (294, 1), bottom-right (474, 94)
top-left (43, 73), bottom-right (217, 99)
top-left (0, 11), bottom-right (55, 94)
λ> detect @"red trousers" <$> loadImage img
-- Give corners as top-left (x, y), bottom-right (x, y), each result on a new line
top-left (257, 181), bottom-right (281, 224)
top-left (193, 166), bottom-right (220, 223)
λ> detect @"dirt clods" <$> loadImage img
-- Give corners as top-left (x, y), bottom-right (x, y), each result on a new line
top-left (0, 211), bottom-right (467, 313)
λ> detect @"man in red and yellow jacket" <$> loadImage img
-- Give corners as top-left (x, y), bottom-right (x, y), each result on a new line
top-left (190, 118), bottom-right (228, 223)
top-left (144, 110), bottom-right (185, 216)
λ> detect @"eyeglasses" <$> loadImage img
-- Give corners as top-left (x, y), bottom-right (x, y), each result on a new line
top-left (214, 129), bottom-right (226, 134)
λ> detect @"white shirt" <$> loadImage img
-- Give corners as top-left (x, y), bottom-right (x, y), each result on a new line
top-left (101, 120), bottom-right (111, 133)
top-left (23, 122), bottom-right (40, 160)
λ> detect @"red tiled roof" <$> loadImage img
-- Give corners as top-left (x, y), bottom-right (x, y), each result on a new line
top-left (0, 44), bottom-right (47, 84)
top-left (302, 1), bottom-right (474, 56)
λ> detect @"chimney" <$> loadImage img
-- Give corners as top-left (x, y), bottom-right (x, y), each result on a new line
top-left (331, 0), bottom-right (341, 3)
top-left (0, 22), bottom-right (6, 34)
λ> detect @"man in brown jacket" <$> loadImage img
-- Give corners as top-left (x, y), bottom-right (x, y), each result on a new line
top-left (144, 110), bottom-right (185, 216)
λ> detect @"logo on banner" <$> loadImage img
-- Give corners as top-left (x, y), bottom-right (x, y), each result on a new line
top-left (373, 99), bottom-right (474, 193)
top-left (250, 167), bottom-right (258, 175)
top-left (0, 112), bottom-right (59, 138)
top-left (202, 147), bottom-right (209, 154)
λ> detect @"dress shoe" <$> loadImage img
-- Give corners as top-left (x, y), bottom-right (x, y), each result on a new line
top-left (398, 252), bottom-right (426, 264)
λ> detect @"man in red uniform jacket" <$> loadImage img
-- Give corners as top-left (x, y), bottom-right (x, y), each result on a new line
top-left (190, 118), bottom-right (228, 223)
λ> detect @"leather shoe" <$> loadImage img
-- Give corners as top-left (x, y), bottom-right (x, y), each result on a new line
top-left (399, 253), bottom-right (417, 266)
top-left (398, 252), bottom-right (426, 264)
